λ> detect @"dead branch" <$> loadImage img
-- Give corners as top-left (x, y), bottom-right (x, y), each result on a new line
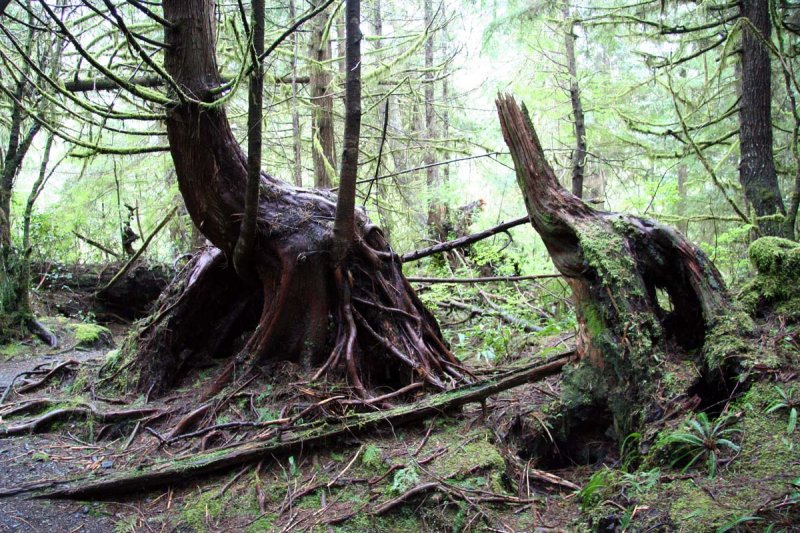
top-left (371, 482), bottom-right (440, 514)
top-left (72, 231), bottom-right (121, 258)
top-left (437, 299), bottom-right (542, 332)
top-left (407, 274), bottom-right (561, 283)
top-left (97, 205), bottom-right (177, 294)
top-left (22, 351), bottom-right (573, 499)
top-left (401, 215), bottom-right (530, 263)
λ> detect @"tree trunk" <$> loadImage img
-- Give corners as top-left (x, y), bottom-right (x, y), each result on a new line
top-left (125, 0), bottom-right (462, 397)
top-left (309, 0), bottom-right (337, 188)
top-left (423, 0), bottom-right (444, 241)
top-left (496, 95), bottom-right (748, 436)
top-left (739, 0), bottom-right (790, 239)
top-left (562, 3), bottom-right (587, 199)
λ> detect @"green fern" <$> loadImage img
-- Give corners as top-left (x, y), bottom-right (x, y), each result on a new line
top-left (765, 385), bottom-right (799, 434)
top-left (657, 412), bottom-right (741, 479)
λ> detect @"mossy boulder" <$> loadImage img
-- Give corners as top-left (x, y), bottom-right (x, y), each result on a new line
top-left (70, 323), bottom-right (114, 349)
top-left (741, 237), bottom-right (800, 321)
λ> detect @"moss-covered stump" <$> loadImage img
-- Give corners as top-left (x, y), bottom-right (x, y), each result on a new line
top-left (741, 236), bottom-right (800, 321)
top-left (496, 95), bottom-right (751, 441)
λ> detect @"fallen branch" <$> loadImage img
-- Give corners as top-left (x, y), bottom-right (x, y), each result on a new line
top-left (22, 351), bottom-right (574, 499)
top-left (438, 299), bottom-right (542, 333)
top-left (72, 231), bottom-right (121, 259)
top-left (97, 205), bottom-right (177, 294)
top-left (401, 215), bottom-right (530, 263)
top-left (408, 274), bottom-right (561, 284)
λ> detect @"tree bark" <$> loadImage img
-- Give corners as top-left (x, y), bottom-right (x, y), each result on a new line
top-left (562, 2), bottom-right (587, 199)
top-left (125, 0), bottom-right (462, 397)
top-left (738, 0), bottom-right (789, 238)
top-left (309, 0), bottom-right (337, 188)
top-left (424, 0), bottom-right (443, 241)
top-left (496, 95), bottom-right (745, 436)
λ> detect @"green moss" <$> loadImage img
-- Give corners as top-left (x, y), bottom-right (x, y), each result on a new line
top-left (433, 438), bottom-right (505, 481)
top-left (703, 310), bottom-right (756, 369)
top-left (0, 341), bottom-right (28, 359)
top-left (180, 491), bottom-right (223, 532)
top-left (740, 237), bottom-right (800, 321)
top-left (70, 323), bottom-right (113, 347)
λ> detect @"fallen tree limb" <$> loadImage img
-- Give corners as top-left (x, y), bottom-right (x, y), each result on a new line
top-left (407, 274), bottom-right (561, 284)
top-left (17, 351), bottom-right (573, 500)
top-left (97, 205), bottom-right (177, 294)
top-left (438, 299), bottom-right (542, 333)
top-left (72, 231), bottom-right (121, 259)
top-left (401, 215), bottom-right (530, 263)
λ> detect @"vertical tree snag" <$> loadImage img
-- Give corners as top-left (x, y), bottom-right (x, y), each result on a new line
top-left (496, 95), bottom-right (748, 436)
top-left (289, 0), bottom-right (303, 187)
top-left (122, 0), bottom-right (463, 397)
top-left (739, 0), bottom-right (789, 238)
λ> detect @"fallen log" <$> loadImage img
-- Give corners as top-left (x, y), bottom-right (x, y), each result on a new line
top-left (6, 351), bottom-right (573, 500)
top-left (34, 261), bottom-right (172, 320)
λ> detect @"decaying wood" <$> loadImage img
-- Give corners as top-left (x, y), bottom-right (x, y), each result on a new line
top-left (8, 351), bottom-right (572, 499)
top-left (496, 94), bottom-right (740, 435)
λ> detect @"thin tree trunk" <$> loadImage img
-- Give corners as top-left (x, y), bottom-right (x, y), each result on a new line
top-left (233, 0), bottom-right (265, 280)
top-left (424, 0), bottom-right (442, 240)
top-left (739, 0), bottom-right (788, 238)
top-left (563, 3), bottom-right (587, 199)
top-left (289, 0), bottom-right (303, 187)
top-left (332, 0), bottom-right (362, 263)
top-left (309, 0), bottom-right (337, 188)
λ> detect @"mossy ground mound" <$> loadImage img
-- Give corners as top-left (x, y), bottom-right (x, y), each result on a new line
top-left (741, 236), bottom-right (800, 321)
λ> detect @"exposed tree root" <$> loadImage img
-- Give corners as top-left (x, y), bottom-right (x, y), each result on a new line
top-left (0, 401), bottom-right (160, 437)
top-left (8, 351), bottom-right (572, 500)
top-left (0, 359), bottom-right (77, 404)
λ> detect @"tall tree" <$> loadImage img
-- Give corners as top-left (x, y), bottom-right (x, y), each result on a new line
top-left (739, 0), bottom-right (789, 238)
top-left (0, 6), bottom-right (57, 345)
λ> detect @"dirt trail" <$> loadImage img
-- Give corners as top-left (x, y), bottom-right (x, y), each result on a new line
top-left (0, 342), bottom-right (126, 532)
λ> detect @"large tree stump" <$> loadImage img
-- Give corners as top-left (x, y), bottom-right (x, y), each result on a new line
top-left (112, 1), bottom-right (464, 398)
top-left (496, 95), bottom-right (751, 437)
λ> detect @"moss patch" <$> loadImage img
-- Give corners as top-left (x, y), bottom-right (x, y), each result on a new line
top-left (0, 341), bottom-right (29, 359)
top-left (740, 236), bottom-right (800, 321)
top-left (70, 323), bottom-right (114, 348)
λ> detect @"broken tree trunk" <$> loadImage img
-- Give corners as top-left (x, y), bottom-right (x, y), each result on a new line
top-left (496, 95), bottom-right (750, 436)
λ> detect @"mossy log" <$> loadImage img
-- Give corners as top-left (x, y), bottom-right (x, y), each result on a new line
top-left (1, 352), bottom-right (572, 500)
top-left (496, 95), bottom-right (750, 436)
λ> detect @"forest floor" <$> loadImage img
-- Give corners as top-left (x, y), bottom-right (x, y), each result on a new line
top-left (0, 309), bottom-right (798, 532)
